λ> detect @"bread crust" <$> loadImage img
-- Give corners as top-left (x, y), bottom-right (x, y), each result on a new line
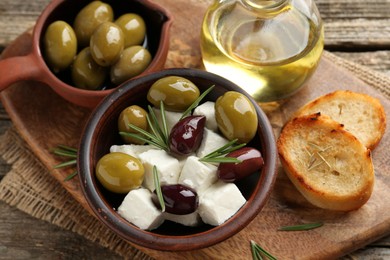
top-left (294, 90), bottom-right (386, 150)
top-left (277, 113), bottom-right (374, 211)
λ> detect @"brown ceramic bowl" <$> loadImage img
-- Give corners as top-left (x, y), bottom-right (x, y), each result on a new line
top-left (78, 68), bottom-right (278, 251)
top-left (0, 0), bottom-right (172, 108)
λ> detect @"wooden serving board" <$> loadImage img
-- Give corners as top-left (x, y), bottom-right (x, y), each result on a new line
top-left (1, 0), bottom-right (389, 259)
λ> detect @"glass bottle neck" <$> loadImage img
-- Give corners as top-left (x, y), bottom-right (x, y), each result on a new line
top-left (240, 0), bottom-right (288, 10)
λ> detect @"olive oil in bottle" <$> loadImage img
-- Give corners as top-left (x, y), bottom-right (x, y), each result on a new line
top-left (201, 0), bottom-right (324, 103)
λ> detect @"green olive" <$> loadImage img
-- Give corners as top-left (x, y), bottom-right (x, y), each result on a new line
top-left (115, 13), bottom-right (146, 48)
top-left (147, 76), bottom-right (200, 111)
top-left (71, 47), bottom-right (108, 90)
top-left (110, 46), bottom-right (151, 85)
top-left (96, 152), bottom-right (144, 193)
top-left (73, 1), bottom-right (114, 47)
top-left (215, 91), bottom-right (258, 143)
top-left (90, 22), bottom-right (124, 67)
top-left (43, 20), bottom-right (77, 73)
top-left (118, 105), bottom-right (148, 144)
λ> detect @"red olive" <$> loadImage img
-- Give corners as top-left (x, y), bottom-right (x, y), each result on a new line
top-left (169, 115), bottom-right (206, 155)
top-left (152, 184), bottom-right (199, 215)
top-left (217, 147), bottom-right (264, 182)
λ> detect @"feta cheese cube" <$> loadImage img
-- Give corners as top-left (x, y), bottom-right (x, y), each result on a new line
top-left (138, 149), bottom-right (181, 191)
top-left (118, 188), bottom-right (164, 230)
top-left (178, 156), bottom-right (217, 193)
top-left (193, 101), bottom-right (218, 132)
top-left (110, 144), bottom-right (157, 158)
top-left (196, 128), bottom-right (229, 158)
top-left (176, 153), bottom-right (194, 172)
top-left (163, 211), bottom-right (202, 227)
top-left (153, 108), bottom-right (182, 133)
top-left (198, 181), bottom-right (246, 226)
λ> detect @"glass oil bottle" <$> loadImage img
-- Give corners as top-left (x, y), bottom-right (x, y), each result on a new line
top-left (200, 0), bottom-right (324, 103)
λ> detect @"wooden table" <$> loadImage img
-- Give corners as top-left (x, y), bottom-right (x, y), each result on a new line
top-left (0, 0), bottom-right (389, 259)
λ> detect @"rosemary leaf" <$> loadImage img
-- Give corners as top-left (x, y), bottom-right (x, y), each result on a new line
top-left (308, 142), bottom-right (324, 151)
top-left (252, 249), bottom-right (263, 260)
top-left (120, 132), bottom-right (167, 150)
top-left (147, 105), bottom-right (167, 144)
top-left (317, 152), bottom-right (332, 168)
top-left (52, 149), bottom-right (77, 158)
top-left (199, 156), bottom-right (241, 164)
top-left (63, 171), bottom-right (78, 182)
top-left (218, 142), bottom-right (247, 155)
top-left (153, 166), bottom-right (165, 212)
top-left (278, 222), bottom-right (323, 231)
top-left (52, 145), bottom-right (79, 182)
top-left (54, 159), bottom-right (77, 169)
top-left (307, 153), bottom-right (316, 169)
top-left (202, 139), bottom-right (237, 159)
top-left (201, 139), bottom-right (239, 159)
top-left (200, 139), bottom-right (245, 164)
top-left (159, 101), bottom-right (169, 142)
top-left (180, 85), bottom-right (215, 120)
top-left (250, 240), bottom-right (277, 260)
top-left (121, 124), bottom-right (155, 140)
top-left (56, 145), bottom-right (78, 153)
top-left (307, 160), bottom-right (324, 171)
top-left (145, 112), bottom-right (163, 142)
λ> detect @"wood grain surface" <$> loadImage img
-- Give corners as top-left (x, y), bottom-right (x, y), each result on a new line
top-left (1, 0), bottom-right (390, 259)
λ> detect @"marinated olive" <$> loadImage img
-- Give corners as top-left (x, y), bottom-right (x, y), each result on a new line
top-left (96, 152), bottom-right (144, 193)
top-left (115, 13), bottom-right (146, 48)
top-left (152, 184), bottom-right (199, 215)
top-left (215, 91), bottom-right (258, 143)
top-left (110, 46), bottom-right (152, 85)
top-left (169, 115), bottom-right (206, 155)
top-left (217, 147), bottom-right (264, 182)
top-left (147, 76), bottom-right (200, 111)
top-left (43, 21), bottom-right (77, 73)
top-left (73, 1), bottom-right (114, 47)
top-left (71, 47), bottom-right (108, 90)
top-left (90, 22), bottom-right (124, 67)
top-left (118, 105), bottom-right (148, 144)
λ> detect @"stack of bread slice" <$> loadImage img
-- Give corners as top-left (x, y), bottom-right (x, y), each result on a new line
top-left (277, 90), bottom-right (386, 211)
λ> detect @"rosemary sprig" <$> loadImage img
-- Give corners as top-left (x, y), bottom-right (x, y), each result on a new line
top-left (52, 145), bottom-right (78, 182)
top-left (180, 85), bottom-right (215, 120)
top-left (250, 240), bottom-right (277, 260)
top-left (147, 101), bottom-right (168, 144)
top-left (52, 145), bottom-right (78, 158)
top-left (199, 139), bottom-right (246, 164)
top-left (120, 102), bottom-right (169, 151)
top-left (153, 165), bottom-right (165, 212)
top-left (278, 222), bottom-right (323, 231)
top-left (305, 143), bottom-right (332, 171)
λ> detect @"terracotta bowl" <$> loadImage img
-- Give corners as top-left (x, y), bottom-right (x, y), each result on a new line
top-left (78, 68), bottom-right (278, 251)
top-left (0, 0), bottom-right (172, 108)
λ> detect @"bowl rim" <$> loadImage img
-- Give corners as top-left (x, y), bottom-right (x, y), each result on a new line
top-left (78, 68), bottom-right (278, 251)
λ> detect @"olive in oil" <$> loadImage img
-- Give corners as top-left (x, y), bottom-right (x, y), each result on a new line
top-left (201, 0), bottom-right (324, 102)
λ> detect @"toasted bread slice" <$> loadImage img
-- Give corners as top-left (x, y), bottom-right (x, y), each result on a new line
top-left (294, 90), bottom-right (386, 150)
top-left (277, 113), bottom-right (374, 211)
